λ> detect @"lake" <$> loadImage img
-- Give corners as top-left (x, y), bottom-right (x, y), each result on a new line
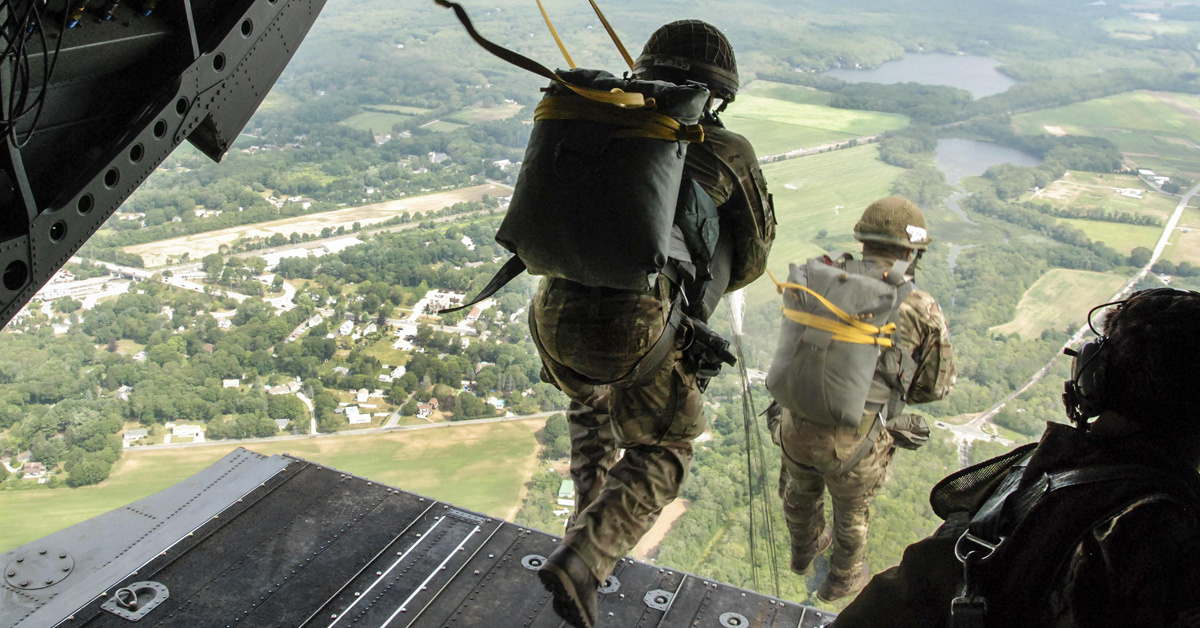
top-left (935, 139), bottom-right (1042, 187)
top-left (822, 53), bottom-right (1016, 99)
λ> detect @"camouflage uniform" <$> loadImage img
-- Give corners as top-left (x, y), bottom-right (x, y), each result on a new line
top-left (778, 271), bottom-right (954, 583)
top-left (532, 124), bottom-right (774, 583)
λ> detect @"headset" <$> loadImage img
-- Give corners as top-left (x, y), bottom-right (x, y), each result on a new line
top-left (1062, 288), bottom-right (1198, 427)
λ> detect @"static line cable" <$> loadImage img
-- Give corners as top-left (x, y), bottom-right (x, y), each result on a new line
top-left (723, 294), bottom-right (782, 598)
top-left (534, 0), bottom-right (574, 68)
top-left (586, 0), bottom-right (633, 71)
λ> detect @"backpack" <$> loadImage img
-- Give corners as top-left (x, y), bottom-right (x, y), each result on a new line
top-left (436, 1), bottom-right (714, 314)
top-left (766, 254), bottom-right (914, 429)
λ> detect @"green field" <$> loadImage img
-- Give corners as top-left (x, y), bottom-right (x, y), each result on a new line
top-left (990, 269), bottom-right (1128, 338)
top-left (1057, 217), bottom-right (1162, 255)
top-left (0, 419), bottom-right (544, 552)
top-left (1023, 173), bottom-right (1177, 223)
top-left (1013, 91), bottom-right (1200, 175)
top-left (1165, 205), bottom-right (1200, 266)
top-left (340, 111), bottom-right (416, 133)
top-left (749, 144), bottom-right (906, 306)
top-left (362, 336), bottom-right (411, 366)
top-left (421, 120), bottom-right (469, 133)
top-left (367, 104), bottom-right (433, 115)
top-left (445, 103), bottom-right (525, 124)
top-left (724, 81), bottom-right (909, 157)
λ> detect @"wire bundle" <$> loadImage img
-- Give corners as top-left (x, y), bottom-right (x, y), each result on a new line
top-left (0, 0), bottom-right (68, 148)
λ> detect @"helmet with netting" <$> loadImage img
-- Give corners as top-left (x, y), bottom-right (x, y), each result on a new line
top-left (633, 20), bottom-right (739, 102)
top-left (853, 196), bottom-right (930, 251)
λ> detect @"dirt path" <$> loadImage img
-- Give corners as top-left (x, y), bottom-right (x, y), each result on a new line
top-left (632, 499), bottom-right (691, 561)
top-left (505, 443), bottom-right (544, 521)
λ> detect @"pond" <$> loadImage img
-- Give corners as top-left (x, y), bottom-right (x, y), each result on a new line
top-left (822, 53), bottom-right (1016, 99)
top-left (935, 139), bottom-right (1042, 187)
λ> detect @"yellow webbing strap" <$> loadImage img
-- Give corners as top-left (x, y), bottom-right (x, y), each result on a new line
top-left (766, 269), bottom-right (896, 347)
top-left (434, 0), bottom-right (645, 108)
top-left (535, 0), bottom-right (575, 68)
top-left (587, 0), bottom-right (634, 71)
top-left (535, 97), bottom-right (705, 142)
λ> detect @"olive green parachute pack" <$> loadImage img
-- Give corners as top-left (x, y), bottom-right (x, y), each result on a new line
top-left (435, 0), bottom-right (721, 313)
top-left (766, 254), bottom-right (916, 430)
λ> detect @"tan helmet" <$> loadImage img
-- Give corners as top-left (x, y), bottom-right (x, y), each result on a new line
top-left (633, 20), bottom-right (739, 102)
top-left (853, 196), bottom-right (930, 251)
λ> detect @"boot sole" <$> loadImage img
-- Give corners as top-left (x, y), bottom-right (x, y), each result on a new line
top-left (538, 563), bottom-right (595, 628)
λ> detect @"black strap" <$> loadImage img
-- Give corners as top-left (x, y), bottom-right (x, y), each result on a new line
top-left (439, 256), bottom-right (526, 314)
top-left (834, 412), bottom-right (885, 476)
top-left (950, 462), bottom-right (1200, 628)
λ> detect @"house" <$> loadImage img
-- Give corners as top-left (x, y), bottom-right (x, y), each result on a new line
top-left (123, 429), bottom-right (149, 446)
top-left (337, 320), bottom-right (354, 336)
top-left (428, 151), bottom-right (450, 164)
top-left (115, 385), bottom-right (133, 401)
top-left (267, 381), bottom-right (301, 395)
top-left (416, 403), bottom-right (432, 418)
top-left (308, 314), bottom-right (324, 328)
top-left (428, 398), bottom-right (440, 410)
top-left (345, 406), bottom-right (369, 425)
top-left (356, 388), bottom-right (369, 403)
top-left (202, 343), bottom-right (215, 353)
top-left (486, 396), bottom-right (505, 410)
top-left (1137, 169), bottom-right (1156, 177)
top-left (557, 480), bottom-right (576, 507)
top-left (1118, 188), bottom-right (1144, 199)
top-left (363, 323), bottom-right (378, 335)
top-left (332, 366), bottom-right (350, 377)
top-left (172, 424), bottom-right (205, 439)
top-left (22, 462), bottom-right (47, 479)
top-left (391, 365), bottom-right (407, 379)
top-left (217, 318), bottom-right (232, 330)
top-left (274, 419), bottom-right (291, 431)
top-left (460, 235), bottom-right (475, 251)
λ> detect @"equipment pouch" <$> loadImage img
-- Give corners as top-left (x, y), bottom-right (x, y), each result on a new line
top-left (886, 413), bottom-right (930, 450)
top-left (683, 318), bottom-right (736, 389)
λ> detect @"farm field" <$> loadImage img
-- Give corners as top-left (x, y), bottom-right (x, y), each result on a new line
top-left (749, 144), bottom-right (905, 306)
top-left (420, 119), bottom-right (469, 133)
top-left (1056, 217), bottom-right (1162, 255)
top-left (1024, 173), bottom-right (1177, 223)
top-left (1012, 91), bottom-right (1200, 175)
top-left (445, 102), bottom-right (525, 124)
top-left (124, 183), bottom-right (510, 266)
top-left (1164, 205), bottom-right (1200, 266)
top-left (990, 269), bottom-right (1127, 339)
top-left (724, 81), bottom-right (909, 157)
top-left (0, 419), bottom-right (545, 553)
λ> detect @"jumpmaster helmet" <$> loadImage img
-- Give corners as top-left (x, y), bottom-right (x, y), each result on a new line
top-left (854, 196), bottom-right (931, 251)
top-left (633, 20), bottom-right (739, 102)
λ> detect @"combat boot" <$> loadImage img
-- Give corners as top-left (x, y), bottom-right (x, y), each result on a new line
top-left (816, 562), bottom-right (870, 603)
top-left (790, 527), bottom-right (833, 575)
top-left (537, 545), bottom-right (599, 628)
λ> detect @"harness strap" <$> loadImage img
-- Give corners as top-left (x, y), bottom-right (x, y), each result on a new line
top-left (534, 97), bottom-right (704, 142)
top-left (434, 0), bottom-right (646, 108)
top-left (782, 411), bottom-right (884, 477)
top-left (437, 256), bottom-right (526, 314)
top-left (950, 461), bottom-right (1200, 628)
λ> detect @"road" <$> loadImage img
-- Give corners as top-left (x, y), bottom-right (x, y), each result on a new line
top-left (758, 135), bottom-right (881, 165)
top-left (126, 411), bottom-right (559, 451)
top-left (959, 180), bottom-right (1200, 439)
top-left (296, 391), bottom-right (316, 435)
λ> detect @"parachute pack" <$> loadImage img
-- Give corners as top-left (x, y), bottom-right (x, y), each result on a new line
top-left (435, 0), bottom-right (716, 313)
top-left (766, 254), bottom-right (914, 429)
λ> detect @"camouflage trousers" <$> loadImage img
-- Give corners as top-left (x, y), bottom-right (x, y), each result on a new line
top-left (531, 278), bottom-right (705, 583)
top-left (777, 408), bottom-right (895, 579)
